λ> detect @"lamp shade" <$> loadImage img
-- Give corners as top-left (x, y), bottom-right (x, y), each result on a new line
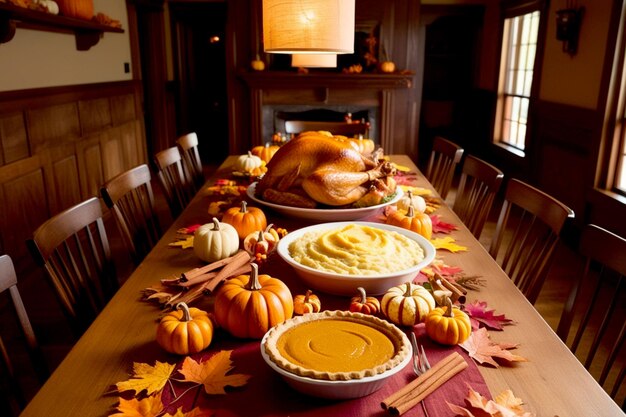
top-left (291, 54), bottom-right (338, 68)
top-left (263, 0), bottom-right (355, 54)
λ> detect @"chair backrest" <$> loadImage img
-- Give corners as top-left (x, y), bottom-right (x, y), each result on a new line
top-left (0, 254), bottom-right (48, 414)
top-left (101, 164), bottom-right (162, 265)
top-left (452, 155), bottom-right (504, 238)
top-left (488, 178), bottom-right (573, 304)
top-left (176, 132), bottom-right (204, 192)
top-left (154, 146), bottom-right (193, 217)
top-left (425, 136), bottom-right (464, 200)
top-left (284, 120), bottom-right (369, 137)
top-left (556, 224), bottom-right (625, 407)
top-left (27, 197), bottom-right (118, 334)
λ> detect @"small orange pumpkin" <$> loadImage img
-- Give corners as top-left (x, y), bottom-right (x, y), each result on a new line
top-left (156, 302), bottom-right (214, 355)
top-left (293, 290), bottom-right (322, 315)
top-left (379, 61), bottom-right (396, 73)
top-left (349, 287), bottom-right (380, 315)
top-left (251, 142), bottom-right (280, 163)
top-left (251, 54), bottom-right (265, 71)
top-left (56, 0), bottom-right (94, 20)
top-left (386, 204), bottom-right (432, 240)
top-left (222, 200), bottom-right (267, 239)
top-left (425, 297), bottom-right (472, 345)
top-left (214, 263), bottom-right (293, 339)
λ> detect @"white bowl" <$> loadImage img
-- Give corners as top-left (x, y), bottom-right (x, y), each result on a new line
top-left (276, 221), bottom-right (436, 296)
top-left (247, 182), bottom-right (403, 221)
top-left (260, 312), bottom-right (412, 399)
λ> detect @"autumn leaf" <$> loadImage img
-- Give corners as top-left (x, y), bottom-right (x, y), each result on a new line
top-left (431, 236), bottom-right (468, 253)
top-left (421, 258), bottom-right (464, 278)
top-left (392, 163), bottom-right (412, 172)
top-left (116, 361), bottom-right (176, 396)
top-left (110, 392), bottom-right (163, 417)
top-left (430, 214), bottom-right (459, 234)
top-left (169, 236), bottom-right (194, 249)
top-left (163, 407), bottom-right (214, 417)
top-left (464, 300), bottom-right (514, 331)
top-left (179, 350), bottom-right (251, 394)
top-left (399, 185), bottom-right (432, 196)
top-left (447, 386), bottom-right (536, 417)
top-left (460, 328), bottom-right (527, 367)
top-left (177, 224), bottom-right (202, 235)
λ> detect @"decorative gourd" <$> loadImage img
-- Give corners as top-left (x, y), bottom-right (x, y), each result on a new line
top-left (193, 218), bottom-right (240, 263)
top-left (56, 0), bottom-right (93, 19)
top-left (425, 297), bottom-right (472, 345)
top-left (349, 287), bottom-right (380, 315)
top-left (235, 151), bottom-right (263, 173)
top-left (397, 190), bottom-right (427, 213)
top-left (156, 302), bottom-right (214, 354)
top-left (251, 142), bottom-right (280, 163)
top-left (381, 282), bottom-right (436, 326)
top-left (293, 290), bottom-right (321, 315)
top-left (251, 54), bottom-right (265, 71)
top-left (386, 204), bottom-right (433, 240)
top-left (243, 224), bottom-right (279, 256)
top-left (35, 0), bottom-right (60, 14)
top-left (222, 200), bottom-right (267, 239)
top-left (214, 263), bottom-right (293, 339)
top-left (379, 61), bottom-right (396, 73)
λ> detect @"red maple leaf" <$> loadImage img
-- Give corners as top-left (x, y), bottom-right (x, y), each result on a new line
top-left (464, 300), bottom-right (514, 331)
top-left (430, 214), bottom-right (459, 234)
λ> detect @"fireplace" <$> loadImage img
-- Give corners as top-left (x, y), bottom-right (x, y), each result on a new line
top-left (239, 71), bottom-right (414, 151)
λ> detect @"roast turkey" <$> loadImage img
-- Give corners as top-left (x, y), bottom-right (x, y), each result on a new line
top-left (255, 132), bottom-right (396, 207)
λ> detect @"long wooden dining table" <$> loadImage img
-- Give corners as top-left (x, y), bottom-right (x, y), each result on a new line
top-left (20, 155), bottom-right (623, 417)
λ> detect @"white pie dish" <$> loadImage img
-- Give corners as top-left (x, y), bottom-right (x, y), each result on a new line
top-left (276, 221), bottom-right (436, 296)
top-left (246, 182), bottom-right (403, 221)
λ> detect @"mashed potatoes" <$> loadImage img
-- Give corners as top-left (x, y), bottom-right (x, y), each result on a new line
top-left (289, 224), bottom-right (425, 275)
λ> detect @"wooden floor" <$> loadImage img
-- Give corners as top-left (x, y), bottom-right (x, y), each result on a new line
top-left (0, 167), bottom-right (619, 413)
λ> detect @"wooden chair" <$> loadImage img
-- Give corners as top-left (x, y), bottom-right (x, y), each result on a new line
top-left (176, 132), bottom-right (205, 192)
top-left (101, 164), bottom-right (163, 265)
top-left (284, 120), bottom-right (369, 137)
top-left (556, 224), bottom-right (625, 408)
top-left (0, 255), bottom-right (48, 415)
top-left (488, 178), bottom-right (573, 304)
top-left (27, 197), bottom-right (118, 335)
top-left (154, 146), bottom-right (193, 218)
top-left (452, 155), bottom-right (504, 238)
top-left (425, 136), bottom-right (464, 200)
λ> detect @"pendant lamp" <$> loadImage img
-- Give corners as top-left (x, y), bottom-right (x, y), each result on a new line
top-left (291, 54), bottom-right (338, 68)
top-left (263, 0), bottom-right (355, 54)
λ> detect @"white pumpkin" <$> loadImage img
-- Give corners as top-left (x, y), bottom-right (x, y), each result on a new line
top-left (235, 151), bottom-right (263, 172)
top-left (397, 189), bottom-right (427, 213)
top-left (381, 282), bottom-right (436, 326)
top-left (193, 218), bottom-right (239, 263)
top-left (35, 0), bottom-right (60, 14)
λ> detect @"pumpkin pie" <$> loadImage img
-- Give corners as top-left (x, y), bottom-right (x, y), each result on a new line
top-left (263, 310), bottom-right (410, 381)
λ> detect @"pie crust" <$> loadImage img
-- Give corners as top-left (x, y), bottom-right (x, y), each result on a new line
top-left (263, 310), bottom-right (410, 381)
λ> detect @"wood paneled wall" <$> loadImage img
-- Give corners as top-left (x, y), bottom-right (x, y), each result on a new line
top-left (0, 81), bottom-right (147, 265)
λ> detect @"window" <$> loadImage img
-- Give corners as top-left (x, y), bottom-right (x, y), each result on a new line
top-left (600, 1), bottom-right (626, 195)
top-left (494, 10), bottom-right (541, 153)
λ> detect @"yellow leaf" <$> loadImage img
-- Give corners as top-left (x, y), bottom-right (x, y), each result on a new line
top-left (393, 163), bottom-right (411, 172)
top-left (179, 350), bottom-right (250, 395)
top-left (495, 389), bottom-right (526, 413)
top-left (163, 407), bottom-right (214, 417)
top-left (431, 236), bottom-right (468, 253)
top-left (399, 185), bottom-right (432, 196)
top-left (116, 361), bottom-right (176, 396)
top-left (169, 236), bottom-right (194, 249)
top-left (109, 392), bottom-right (163, 417)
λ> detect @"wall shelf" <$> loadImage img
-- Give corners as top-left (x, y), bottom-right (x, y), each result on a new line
top-left (0, 3), bottom-right (123, 51)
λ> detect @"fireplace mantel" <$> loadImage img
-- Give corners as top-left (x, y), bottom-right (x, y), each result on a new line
top-left (239, 71), bottom-right (415, 147)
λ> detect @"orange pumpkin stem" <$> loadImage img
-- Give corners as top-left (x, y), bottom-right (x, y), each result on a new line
top-left (407, 205), bottom-right (415, 218)
top-left (357, 286), bottom-right (367, 303)
top-left (246, 263), bottom-right (262, 291)
top-left (444, 296), bottom-right (454, 318)
top-left (176, 302), bottom-right (192, 322)
top-left (304, 289), bottom-right (312, 303)
top-left (240, 200), bottom-right (248, 213)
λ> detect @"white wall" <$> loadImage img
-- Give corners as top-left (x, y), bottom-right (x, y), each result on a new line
top-left (0, 0), bottom-right (132, 92)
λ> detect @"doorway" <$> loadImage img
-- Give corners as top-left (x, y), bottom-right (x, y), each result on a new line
top-left (169, 2), bottom-right (229, 166)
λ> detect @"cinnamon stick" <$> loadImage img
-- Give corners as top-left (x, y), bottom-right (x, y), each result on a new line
top-left (183, 251), bottom-right (248, 280)
top-left (434, 272), bottom-right (466, 304)
top-left (381, 351), bottom-right (467, 413)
